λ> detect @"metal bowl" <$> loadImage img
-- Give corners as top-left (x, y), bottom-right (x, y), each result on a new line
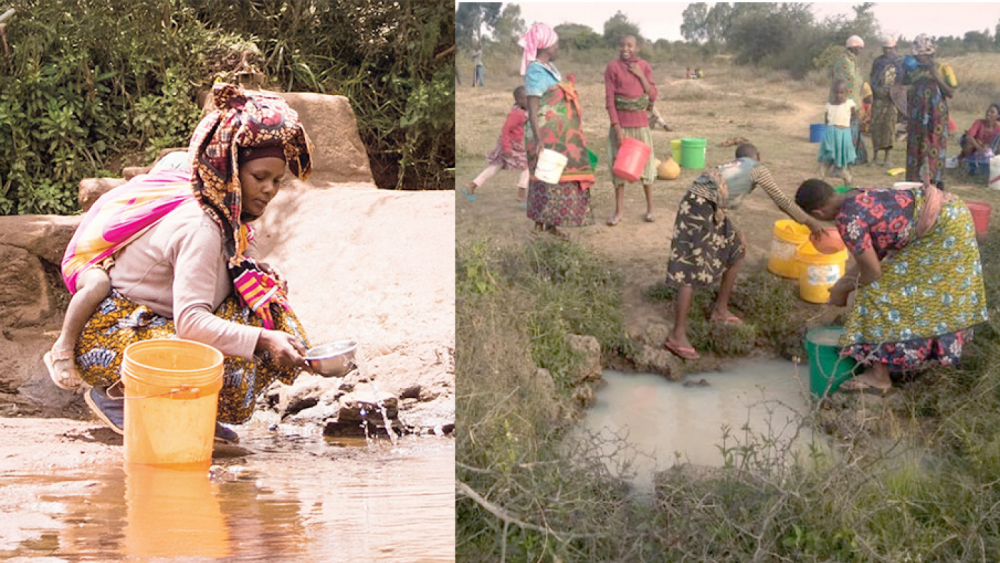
top-left (305, 340), bottom-right (357, 377)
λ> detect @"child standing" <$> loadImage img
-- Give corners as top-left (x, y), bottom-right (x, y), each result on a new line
top-left (605, 34), bottom-right (658, 226)
top-left (818, 79), bottom-right (858, 184)
top-left (463, 86), bottom-right (529, 204)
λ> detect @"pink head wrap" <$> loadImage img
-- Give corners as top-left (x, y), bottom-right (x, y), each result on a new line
top-left (519, 22), bottom-right (559, 76)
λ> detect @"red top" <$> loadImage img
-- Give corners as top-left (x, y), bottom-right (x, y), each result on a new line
top-left (967, 119), bottom-right (1000, 148)
top-left (500, 105), bottom-right (528, 153)
top-left (604, 57), bottom-right (658, 129)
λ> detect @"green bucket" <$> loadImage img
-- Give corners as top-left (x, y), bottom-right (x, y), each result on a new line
top-left (680, 137), bottom-right (707, 170)
top-left (804, 326), bottom-right (858, 397)
top-left (587, 148), bottom-right (599, 171)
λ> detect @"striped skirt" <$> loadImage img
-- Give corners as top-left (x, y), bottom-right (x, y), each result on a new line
top-left (608, 126), bottom-right (656, 185)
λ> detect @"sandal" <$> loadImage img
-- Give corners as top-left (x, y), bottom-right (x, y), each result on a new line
top-left (44, 347), bottom-right (82, 391)
top-left (606, 215), bottom-right (621, 227)
top-left (644, 212), bottom-right (655, 223)
top-left (709, 313), bottom-right (743, 325)
top-left (838, 376), bottom-right (892, 395)
top-left (663, 340), bottom-right (700, 361)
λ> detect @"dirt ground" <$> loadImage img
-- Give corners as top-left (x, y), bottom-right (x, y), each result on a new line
top-left (456, 55), bottom-right (1000, 344)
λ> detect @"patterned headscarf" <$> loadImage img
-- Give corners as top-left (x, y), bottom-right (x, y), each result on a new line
top-left (912, 34), bottom-right (936, 56)
top-left (188, 82), bottom-right (313, 329)
top-left (519, 22), bottom-right (559, 76)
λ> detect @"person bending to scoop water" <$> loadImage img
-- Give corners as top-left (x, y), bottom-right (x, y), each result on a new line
top-left (56, 83), bottom-right (316, 443)
top-left (795, 179), bottom-right (987, 393)
top-left (662, 144), bottom-right (823, 361)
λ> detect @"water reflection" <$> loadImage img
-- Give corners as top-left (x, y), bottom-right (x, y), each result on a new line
top-left (3, 432), bottom-right (454, 562)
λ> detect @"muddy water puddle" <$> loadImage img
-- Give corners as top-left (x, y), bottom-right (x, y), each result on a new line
top-left (583, 359), bottom-right (815, 491)
top-left (1, 429), bottom-right (454, 561)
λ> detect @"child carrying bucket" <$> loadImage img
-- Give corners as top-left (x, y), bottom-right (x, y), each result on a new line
top-left (604, 34), bottom-right (658, 226)
top-left (817, 79), bottom-right (858, 184)
top-left (463, 86), bottom-right (529, 205)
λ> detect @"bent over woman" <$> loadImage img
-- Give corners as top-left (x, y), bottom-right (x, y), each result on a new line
top-left (795, 179), bottom-right (987, 392)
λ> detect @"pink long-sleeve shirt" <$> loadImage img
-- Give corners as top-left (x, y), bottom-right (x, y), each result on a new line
top-left (604, 57), bottom-right (658, 129)
top-left (500, 105), bottom-right (528, 153)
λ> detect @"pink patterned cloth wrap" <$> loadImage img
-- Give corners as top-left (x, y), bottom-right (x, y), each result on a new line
top-left (60, 168), bottom-right (194, 294)
top-left (519, 22), bottom-right (558, 76)
top-left (232, 265), bottom-right (289, 330)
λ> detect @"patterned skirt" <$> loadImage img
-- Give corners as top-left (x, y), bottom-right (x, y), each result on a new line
top-left (526, 180), bottom-right (593, 228)
top-left (485, 136), bottom-right (527, 170)
top-left (666, 191), bottom-right (745, 288)
top-left (871, 97), bottom-right (897, 151)
top-left (75, 290), bottom-right (310, 424)
top-left (608, 126), bottom-right (656, 185)
top-left (841, 198), bottom-right (988, 369)
top-left (905, 78), bottom-right (948, 186)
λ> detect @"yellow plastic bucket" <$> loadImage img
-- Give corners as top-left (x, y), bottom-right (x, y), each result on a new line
top-left (767, 220), bottom-right (811, 278)
top-left (796, 242), bottom-right (848, 304)
top-left (670, 139), bottom-right (682, 161)
top-left (122, 339), bottom-right (224, 467)
top-left (124, 463), bottom-right (230, 558)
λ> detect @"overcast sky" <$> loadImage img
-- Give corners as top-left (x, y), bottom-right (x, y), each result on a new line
top-left (504, 1), bottom-right (1000, 43)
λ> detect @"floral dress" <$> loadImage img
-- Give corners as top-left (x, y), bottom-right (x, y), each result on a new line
top-left (837, 188), bottom-right (987, 369)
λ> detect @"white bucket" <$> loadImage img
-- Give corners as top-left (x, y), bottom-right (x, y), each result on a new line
top-left (990, 155), bottom-right (1000, 191)
top-left (535, 149), bottom-right (568, 184)
top-left (892, 181), bottom-right (923, 190)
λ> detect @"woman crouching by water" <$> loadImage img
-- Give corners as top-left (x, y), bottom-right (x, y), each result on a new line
top-left (59, 83), bottom-right (314, 442)
top-left (795, 179), bottom-right (987, 393)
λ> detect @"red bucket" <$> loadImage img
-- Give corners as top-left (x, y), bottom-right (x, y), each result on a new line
top-left (612, 137), bottom-right (652, 183)
top-left (966, 200), bottom-right (992, 237)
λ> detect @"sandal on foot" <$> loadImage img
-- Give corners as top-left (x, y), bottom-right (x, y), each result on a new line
top-left (709, 313), bottom-right (743, 325)
top-left (44, 348), bottom-right (82, 391)
top-left (839, 376), bottom-right (892, 395)
top-left (663, 340), bottom-right (700, 361)
top-left (644, 213), bottom-right (655, 223)
top-left (461, 189), bottom-right (476, 202)
top-left (606, 216), bottom-right (621, 227)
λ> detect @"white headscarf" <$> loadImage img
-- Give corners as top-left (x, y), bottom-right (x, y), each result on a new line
top-left (519, 22), bottom-right (559, 76)
top-left (846, 35), bottom-right (865, 49)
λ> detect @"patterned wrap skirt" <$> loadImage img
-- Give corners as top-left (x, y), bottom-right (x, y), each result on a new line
top-left (75, 290), bottom-right (310, 424)
top-left (666, 190), bottom-right (745, 288)
top-left (840, 198), bottom-right (988, 369)
top-left (526, 180), bottom-right (594, 227)
top-left (608, 126), bottom-right (656, 185)
top-left (485, 136), bottom-right (528, 170)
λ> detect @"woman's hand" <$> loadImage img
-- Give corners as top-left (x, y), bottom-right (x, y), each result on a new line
top-left (806, 219), bottom-right (825, 237)
top-left (613, 124), bottom-right (625, 144)
top-left (627, 62), bottom-right (643, 77)
top-left (256, 330), bottom-right (309, 370)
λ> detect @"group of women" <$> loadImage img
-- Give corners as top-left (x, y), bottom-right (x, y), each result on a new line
top-left (516, 22), bottom-right (988, 394)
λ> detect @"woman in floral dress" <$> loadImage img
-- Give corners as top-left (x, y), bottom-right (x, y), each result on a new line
top-left (795, 179), bottom-right (987, 392)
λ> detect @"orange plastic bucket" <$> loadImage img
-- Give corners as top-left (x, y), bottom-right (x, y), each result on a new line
top-left (966, 200), bottom-right (991, 238)
top-left (122, 339), bottom-right (224, 468)
top-left (124, 463), bottom-right (230, 558)
top-left (612, 137), bottom-right (652, 183)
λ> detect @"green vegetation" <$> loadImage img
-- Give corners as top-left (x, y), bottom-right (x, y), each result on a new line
top-left (0, 0), bottom-right (453, 215)
top-left (458, 232), bottom-right (1000, 562)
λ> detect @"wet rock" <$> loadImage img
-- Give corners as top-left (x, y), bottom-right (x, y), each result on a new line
top-left (572, 384), bottom-right (595, 409)
top-left (337, 389), bottom-right (399, 421)
top-left (634, 344), bottom-right (684, 381)
top-left (399, 384), bottom-right (421, 400)
top-left (273, 374), bottom-right (342, 418)
top-left (286, 403), bottom-right (339, 425)
top-left (79, 178), bottom-right (127, 212)
top-left (567, 334), bottom-right (602, 383)
top-left (323, 417), bottom-right (406, 439)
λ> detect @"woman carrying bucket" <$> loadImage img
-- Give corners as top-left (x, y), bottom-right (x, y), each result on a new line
top-left (662, 144), bottom-right (823, 361)
top-left (63, 83), bottom-right (313, 443)
top-left (520, 22), bottom-right (594, 238)
top-left (794, 179), bottom-right (987, 393)
top-left (604, 33), bottom-right (657, 226)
